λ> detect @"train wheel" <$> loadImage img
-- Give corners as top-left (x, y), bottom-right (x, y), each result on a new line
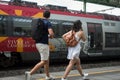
top-left (0, 52), bottom-right (19, 67)
top-left (11, 52), bottom-right (21, 66)
top-left (0, 57), bottom-right (11, 68)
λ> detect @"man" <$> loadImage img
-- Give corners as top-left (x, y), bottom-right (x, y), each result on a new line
top-left (25, 10), bottom-right (54, 80)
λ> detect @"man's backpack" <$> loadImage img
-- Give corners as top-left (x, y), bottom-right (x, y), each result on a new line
top-left (32, 18), bottom-right (44, 42)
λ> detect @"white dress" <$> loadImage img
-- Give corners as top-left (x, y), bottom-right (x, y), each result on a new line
top-left (67, 32), bottom-right (81, 60)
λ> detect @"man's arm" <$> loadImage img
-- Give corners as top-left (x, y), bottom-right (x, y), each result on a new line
top-left (48, 28), bottom-right (54, 39)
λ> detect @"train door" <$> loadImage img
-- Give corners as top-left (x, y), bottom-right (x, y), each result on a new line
top-left (87, 23), bottom-right (103, 54)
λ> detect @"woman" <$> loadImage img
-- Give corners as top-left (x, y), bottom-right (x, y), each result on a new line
top-left (62, 20), bottom-right (88, 80)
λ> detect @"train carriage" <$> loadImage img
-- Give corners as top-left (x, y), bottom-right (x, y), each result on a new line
top-left (0, 1), bottom-right (120, 67)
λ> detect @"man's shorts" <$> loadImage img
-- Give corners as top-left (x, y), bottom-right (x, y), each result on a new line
top-left (36, 43), bottom-right (49, 60)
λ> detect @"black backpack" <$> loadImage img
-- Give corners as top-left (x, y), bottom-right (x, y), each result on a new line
top-left (32, 18), bottom-right (45, 42)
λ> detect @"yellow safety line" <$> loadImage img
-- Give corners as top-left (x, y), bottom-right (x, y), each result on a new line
top-left (37, 69), bottom-right (120, 80)
top-left (89, 69), bottom-right (120, 75)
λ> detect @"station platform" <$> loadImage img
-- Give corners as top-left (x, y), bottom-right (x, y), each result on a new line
top-left (0, 66), bottom-right (120, 80)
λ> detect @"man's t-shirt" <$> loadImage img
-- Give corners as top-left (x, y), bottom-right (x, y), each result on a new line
top-left (35, 19), bottom-right (52, 44)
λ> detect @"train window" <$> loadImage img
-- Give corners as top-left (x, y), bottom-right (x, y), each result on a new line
top-left (105, 32), bottom-right (120, 47)
top-left (50, 20), bottom-right (59, 38)
top-left (117, 34), bottom-right (120, 47)
top-left (61, 21), bottom-right (73, 36)
top-left (111, 22), bottom-right (116, 26)
top-left (12, 17), bottom-right (32, 36)
top-left (51, 20), bottom-right (73, 38)
top-left (0, 15), bottom-right (7, 36)
top-left (104, 22), bottom-right (109, 26)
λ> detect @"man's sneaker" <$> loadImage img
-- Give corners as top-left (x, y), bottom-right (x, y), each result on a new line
top-left (45, 75), bottom-right (55, 80)
top-left (25, 71), bottom-right (31, 80)
top-left (61, 78), bottom-right (67, 80)
top-left (82, 73), bottom-right (88, 79)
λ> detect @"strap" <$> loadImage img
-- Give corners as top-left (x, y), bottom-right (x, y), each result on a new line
top-left (72, 30), bottom-right (81, 42)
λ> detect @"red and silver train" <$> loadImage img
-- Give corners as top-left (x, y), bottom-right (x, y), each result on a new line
top-left (0, 1), bottom-right (120, 67)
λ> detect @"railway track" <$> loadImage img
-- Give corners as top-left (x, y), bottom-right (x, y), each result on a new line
top-left (0, 58), bottom-right (120, 78)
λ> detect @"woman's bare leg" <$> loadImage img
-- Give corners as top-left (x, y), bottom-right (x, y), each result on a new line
top-left (76, 58), bottom-right (84, 76)
top-left (63, 59), bottom-right (76, 79)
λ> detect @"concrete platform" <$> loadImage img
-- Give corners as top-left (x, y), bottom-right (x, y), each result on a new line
top-left (0, 66), bottom-right (120, 80)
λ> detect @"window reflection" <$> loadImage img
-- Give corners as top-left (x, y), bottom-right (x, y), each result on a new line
top-left (61, 21), bottom-right (73, 35)
top-left (13, 17), bottom-right (32, 36)
top-left (0, 15), bottom-right (7, 36)
top-left (50, 20), bottom-right (73, 38)
top-left (50, 20), bottom-right (59, 38)
top-left (105, 32), bottom-right (120, 47)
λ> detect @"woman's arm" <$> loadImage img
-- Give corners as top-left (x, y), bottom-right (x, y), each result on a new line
top-left (79, 31), bottom-right (86, 42)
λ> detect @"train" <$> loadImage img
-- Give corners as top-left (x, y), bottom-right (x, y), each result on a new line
top-left (0, 1), bottom-right (120, 67)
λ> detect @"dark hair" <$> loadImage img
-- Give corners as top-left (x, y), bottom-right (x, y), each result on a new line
top-left (43, 10), bottom-right (50, 18)
top-left (72, 20), bottom-right (82, 32)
